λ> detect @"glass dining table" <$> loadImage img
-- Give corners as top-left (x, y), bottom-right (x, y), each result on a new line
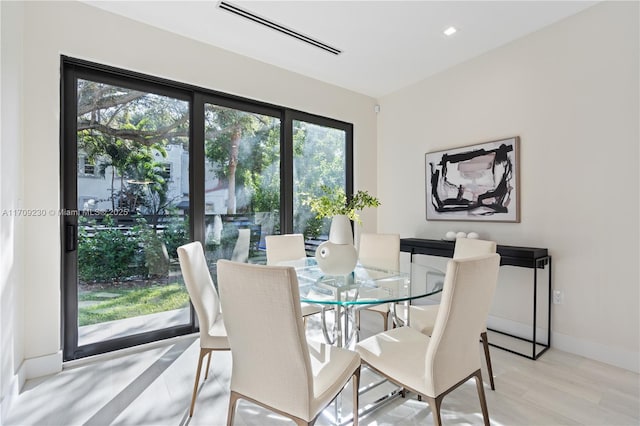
top-left (293, 259), bottom-right (445, 348)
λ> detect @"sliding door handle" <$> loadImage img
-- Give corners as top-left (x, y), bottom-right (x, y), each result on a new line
top-left (65, 223), bottom-right (77, 252)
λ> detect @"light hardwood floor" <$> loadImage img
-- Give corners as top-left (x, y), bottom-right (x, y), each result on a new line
top-left (5, 311), bottom-right (639, 426)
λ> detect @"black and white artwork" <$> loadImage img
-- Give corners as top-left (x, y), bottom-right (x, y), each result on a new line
top-left (425, 137), bottom-right (520, 222)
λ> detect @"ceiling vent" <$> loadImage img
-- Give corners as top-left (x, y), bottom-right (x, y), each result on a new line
top-left (218, 1), bottom-right (342, 55)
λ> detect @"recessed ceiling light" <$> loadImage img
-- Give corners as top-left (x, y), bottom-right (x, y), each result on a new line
top-left (443, 26), bottom-right (458, 37)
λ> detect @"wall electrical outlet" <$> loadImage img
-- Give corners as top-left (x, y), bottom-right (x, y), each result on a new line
top-left (553, 290), bottom-right (564, 304)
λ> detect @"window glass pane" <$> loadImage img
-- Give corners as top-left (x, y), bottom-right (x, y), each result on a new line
top-left (292, 120), bottom-right (347, 248)
top-left (76, 79), bottom-right (191, 346)
top-left (203, 103), bottom-right (281, 270)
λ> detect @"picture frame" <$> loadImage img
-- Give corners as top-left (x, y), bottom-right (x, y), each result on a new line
top-left (425, 136), bottom-right (520, 222)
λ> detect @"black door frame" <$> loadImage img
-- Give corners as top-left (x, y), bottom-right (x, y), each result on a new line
top-left (61, 59), bottom-right (197, 360)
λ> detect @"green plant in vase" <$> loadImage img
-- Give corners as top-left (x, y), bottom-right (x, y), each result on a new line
top-left (303, 186), bottom-right (380, 275)
top-left (304, 185), bottom-right (380, 224)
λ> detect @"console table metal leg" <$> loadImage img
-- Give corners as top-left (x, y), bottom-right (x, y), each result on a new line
top-left (533, 261), bottom-right (538, 360)
top-left (548, 256), bottom-right (552, 349)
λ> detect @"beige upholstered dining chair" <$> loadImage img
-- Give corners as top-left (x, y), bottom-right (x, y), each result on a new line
top-left (217, 260), bottom-right (361, 426)
top-left (265, 233), bottom-right (323, 321)
top-left (177, 241), bottom-right (230, 417)
top-left (356, 253), bottom-right (500, 426)
top-left (265, 233), bottom-right (307, 266)
top-left (408, 237), bottom-right (498, 389)
top-left (357, 233), bottom-right (400, 331)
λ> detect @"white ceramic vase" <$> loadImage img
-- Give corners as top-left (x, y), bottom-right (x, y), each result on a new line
top-left (315, 215), bottom-right (358, 275)
top-left (327, 214), bottom-right (353, 245)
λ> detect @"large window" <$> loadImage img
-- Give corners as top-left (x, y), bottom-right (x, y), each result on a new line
top-left (61, 57), bottom-right (353, 360)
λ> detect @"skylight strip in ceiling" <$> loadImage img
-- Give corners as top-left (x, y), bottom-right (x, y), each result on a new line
top-left (218, 1), bottom-right (342, 55)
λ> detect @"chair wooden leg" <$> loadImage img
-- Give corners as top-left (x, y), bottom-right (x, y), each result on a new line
top-left (227, 390), bottom-right (241, 426)
top-left (423, 395), bottom-right (443, 426)
top-left (480, 331), bottom-right (495, 390)
top-left (204, 350), bottom-right (213, 380)
top-left (474, 370), bottom-right (490, 426)
top-left (372, 309), bottom-right (389, 331)
top-left (190, 348), bottom-right (210, 417)
top-left (352, 367), bottom-right (360, 426)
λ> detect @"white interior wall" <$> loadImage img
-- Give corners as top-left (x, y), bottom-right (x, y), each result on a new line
top-left (377, 1), bottom-right (639, 372)
top-left (1, 2), bottom-right (26, 422)
top-left (10, 0), bottom-right (377, 387)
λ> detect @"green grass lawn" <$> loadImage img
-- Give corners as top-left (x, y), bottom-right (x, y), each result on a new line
top-left (78, 282), bottom-right (190, 326)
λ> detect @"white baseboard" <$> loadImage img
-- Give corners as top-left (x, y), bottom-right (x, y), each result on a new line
top-left (551, 330), bottom-right (640, 373)
top-left (23, 350), bottom-right (62, 380)
top-left (488, 316), bottom-right (639, 373)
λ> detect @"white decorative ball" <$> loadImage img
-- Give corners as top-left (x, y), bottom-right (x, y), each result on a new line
top-left (445, 231), bottom-right (457, 241)
top-left (315, 241), bottom-right (358, 275)
top-left (467, 232), bottom-right (480, 239)
top-left (456, 232), bottom-right (467, 239)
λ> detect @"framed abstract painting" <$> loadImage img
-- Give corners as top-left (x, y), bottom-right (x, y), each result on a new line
top-left (425, 136), bottom-right (520, 222)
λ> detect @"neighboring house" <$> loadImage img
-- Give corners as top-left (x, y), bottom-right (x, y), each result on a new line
top-left (77, 144), bottom-right (229, 216)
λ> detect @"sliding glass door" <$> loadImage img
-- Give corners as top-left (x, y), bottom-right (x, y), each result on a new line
top-left (63, 66), bottom-right (194, 359)
top-left (62, 57), bottom-right (352, 360)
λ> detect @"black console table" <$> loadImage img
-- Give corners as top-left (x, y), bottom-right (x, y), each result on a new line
top-left (400, 238), bottom-right (552, 360)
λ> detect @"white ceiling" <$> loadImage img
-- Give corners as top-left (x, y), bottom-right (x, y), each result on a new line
top-left (83, 1), bottom-right (598, 98)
